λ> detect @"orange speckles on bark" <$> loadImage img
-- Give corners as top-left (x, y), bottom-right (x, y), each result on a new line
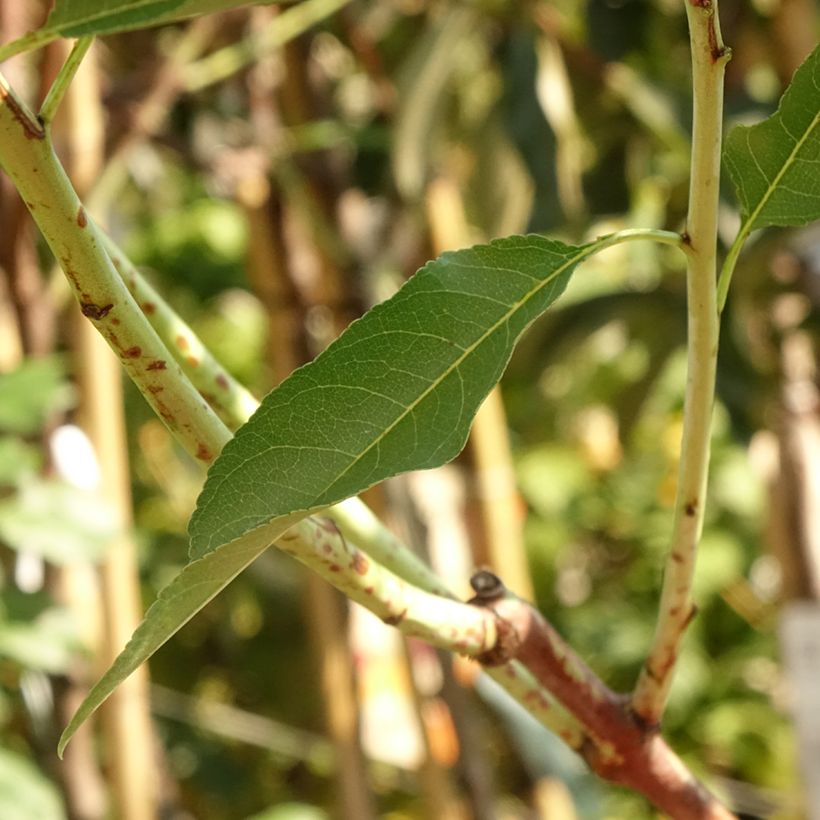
top-left (146, 360), bottom-right (167, 371)
top-left (176, 334), bottom-right (189, 351)
top-left (186, 355), bottom-right (200, 368)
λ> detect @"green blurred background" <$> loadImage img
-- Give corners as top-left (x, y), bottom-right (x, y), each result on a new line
top-left (0, 0), bottom-right (818, 817)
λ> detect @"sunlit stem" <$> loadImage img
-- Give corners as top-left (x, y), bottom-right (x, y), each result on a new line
top-left (716, 226), bottom-right (748, 312)
top-left (40, 37), bottom-right (94, 124)
top-left (0, 70), bottom-right (232, 465)
top-left (632, 0), bottom-right (730, 726)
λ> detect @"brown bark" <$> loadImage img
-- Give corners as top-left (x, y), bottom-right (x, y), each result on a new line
top-left (469, 572), bottom-right (737, 820)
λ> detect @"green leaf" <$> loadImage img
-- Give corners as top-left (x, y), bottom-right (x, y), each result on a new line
top-left (0, 0), bottom-right (268, 58)
top-left (724, 44), bottom-right (820, 231)
top-left (190, 234), bottom-right (593, 558)
top-left (59, 528), bottom-right (286, 756)
top-left (60, 233), bottom-right (600, 754)
top-left (0, 749), bottom-right (66, 820)
top-left (0, 606), bottom-right (82, 674)
top-left (45, 0), bottom-right (268, 37)
top-left (0, 358), bottom-right (75, 437)
top-left (0, 479), bottom-right (118, 564)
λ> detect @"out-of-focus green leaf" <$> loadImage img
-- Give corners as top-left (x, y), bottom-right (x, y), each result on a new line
top-left (0, 479), bottom-right (118, 564)
top-left (0, 748), bottom-right (66, 820)
top-left (393, 7), bottom-right (477, 199)
top-left (516, 444), bottom-right (590, 517)
top-left (0, 607), bottom-right (81, 673)
top-left (0, 358), bottom-right (74, 436)
top-left (247, 804), bottom-right (329, 820)
top-left (692, 532), bottom-right (744, 600)
top-left (0, 439), bottom-right (40, 485)
top-left (724, 44), bottom-right (820, 231)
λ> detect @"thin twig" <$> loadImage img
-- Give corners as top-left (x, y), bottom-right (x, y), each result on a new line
top-left (39, 37), bottom-right (93, 124)
top-left (632, 0), bottom-right (730, 726)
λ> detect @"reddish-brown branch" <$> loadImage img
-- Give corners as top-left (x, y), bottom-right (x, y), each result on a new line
top-left (469, 572), bottom-right (736, 820)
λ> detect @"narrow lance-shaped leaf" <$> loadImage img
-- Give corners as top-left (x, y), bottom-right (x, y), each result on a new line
top-left (45, 0), bottom-right (270, 37)
top-left (0, 0), bottom-right (266, 55)
top-left (724, 43), bottom-right (820, 231)
top-left (189, 234), bottom-right (596, 557)
top-left (60, 233), bottom-right (605, 754)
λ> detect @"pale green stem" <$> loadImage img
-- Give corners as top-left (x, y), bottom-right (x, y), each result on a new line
top-left (281, 516), bottom-right (498, 652)
top-left (182, 0), bottom-right (352, 93)
top-left (39, 37), bottom-right (94, 124)
top-left (0, 71), bottom-right (232, 464)
top-left (280, 515), bottom-right (586, 745)
top-left (716, 222), bottom-right (748, 312)
top-left (482, 665), bottom-right (585, 750)
top-left (101, 234), bottom-right (260, 427)
top-left (0, 30), bottom-right (55, 64)
top-left (632, 0), bottom-right (729, 726)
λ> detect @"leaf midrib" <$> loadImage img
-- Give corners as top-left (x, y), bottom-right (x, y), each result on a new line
top-left (310, 242), bottom-right (592, 503)
top-left (48, 0), bottom-right (187, 30)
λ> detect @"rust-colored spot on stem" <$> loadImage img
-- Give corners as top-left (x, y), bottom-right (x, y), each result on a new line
top-left (142, 302), bottom-right (156, 315)
top-left (123, 346), bottom-right (142, 358)
top-left (146, 360), bottom-right (167, 371)
top-left (176, 334), bottom-right (189, 351)
top-left (196, 443), bottom-right (212, 461)
top-left (382, 608), bottom-right (408, 626)
top-left (76, 207), bottom-right (87, 227)
top-left (216, 373), bottom-right (230, 390)
top-left (351, 551), bottom-right (369, 576)
top-left (80, 302), bottom-right (114, 320)
top-left (684, 499), bottom-right (698, 517)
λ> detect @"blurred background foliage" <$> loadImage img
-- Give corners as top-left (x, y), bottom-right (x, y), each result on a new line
top-left (1, 0), bottom-right (819, 817)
